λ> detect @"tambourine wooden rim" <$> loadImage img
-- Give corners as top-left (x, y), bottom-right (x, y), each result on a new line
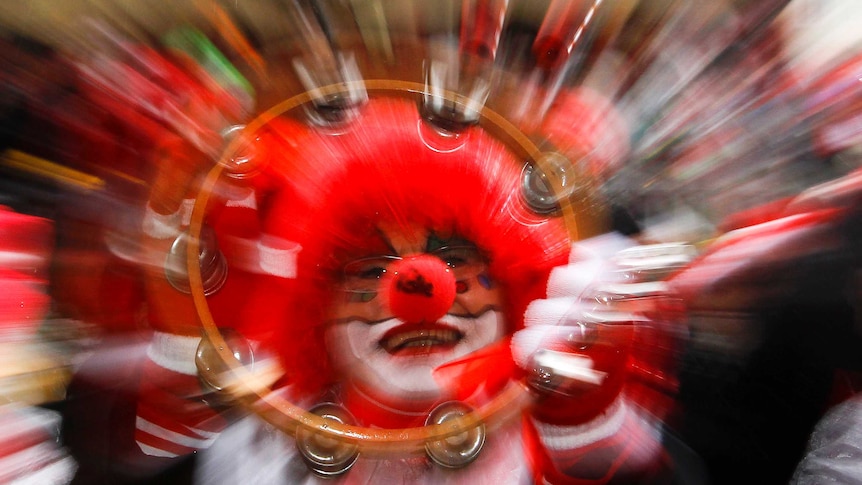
top-left (186, 79), bottom-right (578, 452)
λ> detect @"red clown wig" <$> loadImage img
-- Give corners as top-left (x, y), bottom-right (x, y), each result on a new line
top-left (232, 91), bottom-right (617, 403)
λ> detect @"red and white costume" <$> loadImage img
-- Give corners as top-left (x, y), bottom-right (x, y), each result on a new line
top-left (120, 82), bottom-right (689, 484)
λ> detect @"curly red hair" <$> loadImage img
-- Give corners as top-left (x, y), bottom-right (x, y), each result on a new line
top-left (233, 97), bottom-right (577, 400)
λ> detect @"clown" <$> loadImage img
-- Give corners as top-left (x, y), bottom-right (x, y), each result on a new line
top-left (37, 2), bottom-right (862, 483)
top-left (325, 225), bottom-right (508, 415)
top-left (55, 19), bottom-right (688, 482)
top-left (132, 83), bottom-right (687, 484)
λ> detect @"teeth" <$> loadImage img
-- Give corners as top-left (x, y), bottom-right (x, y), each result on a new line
top-left (383, 329), bottom-right (461, 352)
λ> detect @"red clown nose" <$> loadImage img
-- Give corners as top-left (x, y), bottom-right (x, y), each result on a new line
top-left (385, 254), bottom-right (457, 324)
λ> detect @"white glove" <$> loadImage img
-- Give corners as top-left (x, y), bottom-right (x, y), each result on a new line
top-left (513, 232), bottom-right (695, 394)
top-left (513, 232), bottom-right (634, 388)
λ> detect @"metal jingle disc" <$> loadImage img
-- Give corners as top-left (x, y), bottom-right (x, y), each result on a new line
top-left (304, 92), bottom-right (363, 128)
top-left (419, 95), bottom-right (480, 134)
top-left (219, 124), bottom-right (265, 179)
top-left (520, 152), bottom-right (576, 215)
top-left (194, 327), bottom-right (254, 395)
top-left (295, 403), bottom-right (360, 477)
top-left (424, 401), bottom-right (486, 468)
top-left (164, 225), bottom-right (228, 296)
top-left (527, 348), bottom-right (607, 396)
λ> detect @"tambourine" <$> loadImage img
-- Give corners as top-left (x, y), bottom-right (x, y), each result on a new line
top-left (183, 80), bottom-right (588, 475)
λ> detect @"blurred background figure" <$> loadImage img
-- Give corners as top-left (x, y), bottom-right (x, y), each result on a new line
top-left (0, 204), bottom-right (77, 483)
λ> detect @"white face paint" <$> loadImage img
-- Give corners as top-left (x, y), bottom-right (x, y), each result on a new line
top-left (325, 225), bottom-right (506, 410)
top-left (325, 310), bottom-right (506, 405)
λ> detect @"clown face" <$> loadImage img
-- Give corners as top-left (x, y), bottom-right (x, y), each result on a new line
top-left (325, 224), bottom-right (505, 412)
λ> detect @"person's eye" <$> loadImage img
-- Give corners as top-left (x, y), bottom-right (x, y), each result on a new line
top-left (356, 265), bottom-right (387, 279)
top-left (436, 247), bottom-right (479, 269)
top-left (342, 256), bottom-right (399, 291)
top-left (444, 256), bottom-right (467, 269)
top-left (347, 290), bottom-right (377, 303)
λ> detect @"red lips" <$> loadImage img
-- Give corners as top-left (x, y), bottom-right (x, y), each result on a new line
top-left (380, 323), bottom-right (463, 356)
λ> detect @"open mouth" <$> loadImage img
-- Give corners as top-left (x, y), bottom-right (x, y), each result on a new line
top-left (380, 326), bottom-right (463, 355)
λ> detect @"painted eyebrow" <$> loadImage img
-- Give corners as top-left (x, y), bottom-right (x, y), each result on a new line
top-left (368, 226), bottom-right (475, 255)
top-left (425, 232), bottom-right (473, 252)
